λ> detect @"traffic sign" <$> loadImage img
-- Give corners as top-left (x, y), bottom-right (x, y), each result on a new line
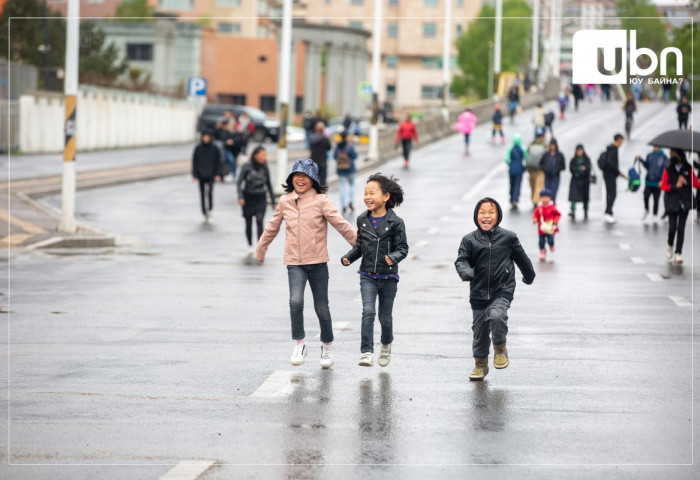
top-left (359, 82), bottom-right (372, 99)
top-left (188, 77), bottom-right (207, 96)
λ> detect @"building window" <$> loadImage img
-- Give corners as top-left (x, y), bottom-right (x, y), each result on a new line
top-left (260, 95), bottom-right (276, 112)
top-left (126, 43), bottom-right (153, 61)
top-left (159, 0), bottom-right (195, 9)
top-left (457, 0), bottom-right (464, 6)
top-left (218, 22), bottom-right (242, 34)
top-left (350, 0), bottom-right (363, 4)
top-left (421, 56), bottom-right (442, 69)
top-left (85, 0), bottom-right (105, 4)
top-left (349, 21), bottom-right (363, 29)
top-left (387, 22), bottom-right (398, 38)
top-left (421, 85), bottom-right (442, 99)
top-left (456, 24), bottom-right (463, 36)
top-left (423, 23), bottom-right (437, 37)
top-left (295, 96), bottom-right (304, 114)
top-left (217, 0), bottom-right (242, 6)
top-left (386, 55), bottom-right (398, 68)
top-left (388, 0), bottom-right (399, 5)
top-left (424, 0), bottom-right (438, 7)
top-left (386, 84), bottom-right (396, 99)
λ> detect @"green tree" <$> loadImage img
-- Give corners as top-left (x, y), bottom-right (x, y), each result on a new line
top-left (452, 0), bottom-right (532, 99)
top-left (114, 0), bottom-right (155, 22)
top-left (617, 0), bottom-right (668, 57)
top-left (669, 22), bottom-right (699, 98)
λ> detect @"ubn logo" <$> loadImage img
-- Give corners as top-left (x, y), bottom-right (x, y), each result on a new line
top-left (572, 30), bottom-right (682, 84)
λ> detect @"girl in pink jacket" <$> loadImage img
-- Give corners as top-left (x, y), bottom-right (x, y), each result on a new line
top-left (454, 107), bottom-right (477, 155)
top-left (255, 159), bottom-right (356, 369)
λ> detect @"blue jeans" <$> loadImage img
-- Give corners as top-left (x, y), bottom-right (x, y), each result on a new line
top-left (509, 172), bottom-right (523, 203)
top-left (538, 234), bottom-right (554, 250)
top-left (225, 150), bottom-right (237, 177)
top-left (338, 172), bottom-right (355, 209)
top-left (287, 263), bottom-right (334, 343)
top-left (544, 175), bottom-right (560, 202)
top-left (360, 276), bottom-right (397, 353)
top-left (471, 297), bottom-right (510, 358)
top-left (464, 133), bottom-right (470, 145)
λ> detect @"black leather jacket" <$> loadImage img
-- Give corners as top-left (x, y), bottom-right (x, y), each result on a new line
top-left (343, 209), bottom-right (408, 274)
top-left (455, 200), bottom-right (535, 309)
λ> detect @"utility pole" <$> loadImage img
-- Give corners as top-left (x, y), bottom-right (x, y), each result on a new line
top-left (531, 0), bottom-right (539, 74)
top-left (441, 0), bottom-right (452, 124)
top-left (494, 0), bottom-right (503, 75)
top-left (367, 0), bottom-right (382, 162)
top-left (59, 0), bottom-right (79, 233)
top-left (275, 0), bottom-right (293, 194)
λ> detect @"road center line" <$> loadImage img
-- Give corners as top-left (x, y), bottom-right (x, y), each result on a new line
top-left (415, 240), bottom-right (429, 248)
top-left (630, 256), bottom-right (646, 264)
top-left (619, 243), bottom-right (632, 251)
top-left (250, 370), bottom-right (306, 398)
top-left (645, 273), bottom-right (664, 282)
top-left (669, 296), bottom-right (692, 307)
top-left (462, 164), bottom-right (506, 202)
top-left (427, 227), bottom-right (440, 235)
top-left (159, 460), bottom-right (215, 480)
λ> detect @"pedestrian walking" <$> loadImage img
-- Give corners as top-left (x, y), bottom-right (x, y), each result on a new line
top-left (544, 110), bottom-right (555, 138)
top-left (216, 109), bottom-right (238, 180)
top-left (334, 131), bottom-right (358, 214)
top-left (395, 113), bottom-right (419, 169)
top-left (660, 149), bottom-right (699, 264)
top-left (309, 121), bottom-right (332, 185)
top-left (455, 197), bottom-right (536, 381)
top-left (662, 82), bottom-right (671, 103)
top-left (255, 159), bottom-right (356, 368)
top-left (677, 96), bottom-right (691, 130)
top-left (533, 189), bottom-right (561, 261)
top-left (237, 146), bottom-right (276, 254)
top-left (191, 130), bottom-right (222, 223)
top-left (558, 90), bottom-right (569, 119)
top-left (454, 107), bottom-right (477, 155)
top-left (539, 138), bottom-right (566, 203)
top-left (526, 132), bottom-right (547, 208)
top-left (532, 104), bottom-right (546, 138)
top-left (631, 80), bottom-right (643, 102)
top-left (623, 92), bottom-right (637, 139)
top-left (303, 111), bottom-right (315, 149)
top-left (599, 134), bottom-right (627, 224)
top-left (341, 174), bottom-right (408, 367)
top-left (491, 105), bottom-right (505, 144)
top-left (572, 84), bottom-right (584, 111)
top-left (636, 146), bottom-right (669, 226)
top-left (507, 86), bottom-right (519, 123)
top-left (567, 144), bottom-right (592, 220)
top-left (505, 133), bottom-right (527, 209)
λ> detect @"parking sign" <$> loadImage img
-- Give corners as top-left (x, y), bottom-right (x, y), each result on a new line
top-left (358, 82), bottom-right (372, 99)
top-left (188, 77), bottom-right (207, 96)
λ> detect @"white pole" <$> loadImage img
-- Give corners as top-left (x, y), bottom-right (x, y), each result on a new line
top-left (494, 0), bottom-right (502, 75)
top-left (368, 0), bottom-right (382, 162)
top-left (59, 0), bottom-right (79, 233)
top-left (531, 0), bottom-right (539, 71)
top-left (441, 0), bottom-right (452, 124)
top-left (275, 0), bottom-right (293, 194)
top-left (548, 0), bottom-right (556, 77)
top-left (553, 0), bottom-right (561, 77)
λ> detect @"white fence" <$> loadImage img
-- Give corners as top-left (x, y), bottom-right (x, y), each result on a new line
top-left (19, 86), bottom-right (202, 153)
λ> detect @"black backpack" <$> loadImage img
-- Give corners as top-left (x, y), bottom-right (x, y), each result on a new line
top-left (597, 151), bottom-right (607, 171)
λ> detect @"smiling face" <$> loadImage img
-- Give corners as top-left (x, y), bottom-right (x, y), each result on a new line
top-left (477, 202), bottom-right (498, 231)
top-left (364, 180), bottom-right (390, 215)
top-left (292, 173), bottom-right (313, 194)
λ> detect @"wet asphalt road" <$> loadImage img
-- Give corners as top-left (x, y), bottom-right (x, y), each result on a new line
top-left (1, 98), bottom-right (699, 479)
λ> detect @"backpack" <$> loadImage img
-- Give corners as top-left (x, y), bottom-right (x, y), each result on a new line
top-left (336, 145), bottom-right (352, 170)
top-left (509, 145), bottom-right (525, 174)
top-left (628, 162), bottom-right (641, 192)
top-left (597, 151), bottom-right (607, 171)
top-left (544, 111), bottom-right (555, 125)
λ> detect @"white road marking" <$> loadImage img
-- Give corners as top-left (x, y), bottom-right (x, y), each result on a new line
top-left (645, 273), bottom-right (664, 282)
top-left (415, 240), bottom-right (429, 248)
top-left (669, 296), bottom-right (692, 307)
top-left (335, 322), bottom-right (352, 331)
top-left (619, 243), bottom-right (632, 251)
top-left (159, 460), bottom-right (214, 480)
top-left (250, 370), bottom-right (306, 398)
top-left (451, 205), bottom-right (462, 212)
top-left (440, 215), bottom-right (451, 222)
top-left (630, 256), bottom-right (646, 264)
top-left (611, 229), bottom-right (624, 237)
top-left (427, 227), bottom-right (440, 235)
top-left (462, 164), bottom-right (506, 202)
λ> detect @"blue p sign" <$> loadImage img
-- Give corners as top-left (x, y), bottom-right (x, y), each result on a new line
top-left (188, 77), bottom-right (207, 96)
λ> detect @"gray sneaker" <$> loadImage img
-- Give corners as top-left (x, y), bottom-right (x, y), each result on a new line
top-left (291, 343), bottom-right (307, 366)
top-left (378, 343), bottom-right (392, 367)
top-left (358, 352), bottom-right (373, 367)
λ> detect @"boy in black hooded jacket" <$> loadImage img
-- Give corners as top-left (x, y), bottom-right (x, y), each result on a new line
top-left (455, 197), bottom-right (536, 381)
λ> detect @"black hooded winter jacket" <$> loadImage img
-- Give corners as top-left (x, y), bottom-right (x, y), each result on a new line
top-left (343, 209), bottom-right (408, 275)
top-left (455, 199), bottom-right (536, 310)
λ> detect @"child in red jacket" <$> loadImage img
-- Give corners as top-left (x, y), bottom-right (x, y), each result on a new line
top-left (533, 188), bottom-right (561, 261)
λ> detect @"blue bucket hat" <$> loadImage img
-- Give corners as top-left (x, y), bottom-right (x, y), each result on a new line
top-left (286, 158), bottom-right (320, 186)
top-left (539, 188), bottom-right (553, 198)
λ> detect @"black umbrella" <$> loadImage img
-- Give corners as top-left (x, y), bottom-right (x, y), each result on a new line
top-left (648, 129), bottom-right (700, 153)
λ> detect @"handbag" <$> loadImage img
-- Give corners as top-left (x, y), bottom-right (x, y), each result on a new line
top-left (539, 210), bottom-right (556, 235)
top-left (590, 171), bottom-right (597, 184)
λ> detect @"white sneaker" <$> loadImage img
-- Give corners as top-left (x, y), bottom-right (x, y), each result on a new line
top-left (666, 245), bottom-right (674, 259)
top-left (603, 214), bottom-right (616, 224)
top-left (358, 352), bottom-right (373, 367)
top-left (291, 343), bottom-right (308, 366)
top-left (673, 253), bottom-right (683, 264)
top-left (641, 211), bottom-right (648, 221)
top-left (652, 215), bottom-right (659, 225)
top-left (378, 343), bottom-right (392, 367)
top-left (643, 212), bottom-right (651, 225)
top-left (320, 344), bottom-right (334, 369)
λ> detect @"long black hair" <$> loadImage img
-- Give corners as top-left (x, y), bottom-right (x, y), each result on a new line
top-left (282, 175), bottom-right (329, 194)
top-left (366, 173), bottom-right (404, 208)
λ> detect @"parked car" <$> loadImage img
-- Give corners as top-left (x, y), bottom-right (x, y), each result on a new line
top-left (286, 126), bottom-right (306, 144)
top-left (197, 104), bottom-right (280, 143)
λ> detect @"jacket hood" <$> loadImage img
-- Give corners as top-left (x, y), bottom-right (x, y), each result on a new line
top-left (512, 133), bottom-right (522, 146)
top-left (473, 197), bottom-right (503, 230)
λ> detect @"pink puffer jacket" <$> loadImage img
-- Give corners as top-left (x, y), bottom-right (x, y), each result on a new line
top-left (454, 111), bottom-right (477, 134)
top-left (255, 189), bottom-right (356, 265)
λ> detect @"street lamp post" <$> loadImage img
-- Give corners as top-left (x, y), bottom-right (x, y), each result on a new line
top-left (494, 0), bottom-right (502, 76)
top-left (367, 0), bottom-right (382, 162)
top-left (531, 0), bottom-right (540, 76)
top-left (488, 41), bottom-right (494, 99)
top-left (275, 0), bottom-right (293, 195)
top-left (441, 0), bottom-right (452, 125)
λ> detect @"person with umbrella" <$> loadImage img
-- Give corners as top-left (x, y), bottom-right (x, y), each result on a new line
top-left (660, 149), bottom-right (699, 264)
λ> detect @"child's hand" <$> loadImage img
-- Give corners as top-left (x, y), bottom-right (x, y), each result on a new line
top-left (385, 255), bottom-right (393, 266)
top-left (342, 257), bottom-right (350, 266)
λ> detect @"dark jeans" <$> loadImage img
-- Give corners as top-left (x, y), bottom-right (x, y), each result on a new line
top-left (668, 208), bottom-right (690, 254)
top-left (245, 213), bottom-right (264, 246)
top-left (224, 150), bottom-right (238, 177)
top-left (544, 174), bottom-right (560, 203)
top-left (604, 175), bottom-right (617, 215)
top-left (198, 178), bottom-right (214, 215)
top-left (491, 127), bottom-right (504, 138)
top-left (643, 186), bottom-right (661, 215)
top-left (401, 139), bottom-right (412, 161)
top-left (538, 234), bottom-right (555, 250)
top-left (509, 173), bottom-right (523, 203)
top-left (679, 118), bottom-right (688, 130)
top-left (318, 164), bottom-right (328, 186)
top-left (287, 263), bottom-right (333, 343)
top-left (360, 276), bottom-right (397, 353)
top-left (471, 297), bottom-right (510, 358)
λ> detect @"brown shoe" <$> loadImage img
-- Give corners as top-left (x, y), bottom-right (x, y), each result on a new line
top-left (493, 343), bottom-right (509, 369)
top-left (469, 357), bottom-right (489, 381)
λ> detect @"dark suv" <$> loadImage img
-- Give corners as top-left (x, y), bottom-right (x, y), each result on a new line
top-left (197, 104), bottom-right (280, 143)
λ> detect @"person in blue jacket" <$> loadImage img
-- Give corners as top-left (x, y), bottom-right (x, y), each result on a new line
top-left (636, 146), bottom-right (669, 225)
